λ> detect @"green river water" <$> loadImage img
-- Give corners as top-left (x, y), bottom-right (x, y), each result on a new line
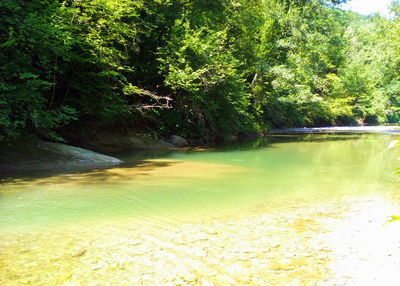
top-left (0, 133), bottom-right (399, 228)
top-left (2, 133), bottom-right (400, 285)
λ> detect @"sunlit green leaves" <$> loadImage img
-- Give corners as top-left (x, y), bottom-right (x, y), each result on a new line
top-left (388, 140), bottom-right (400, 150)
top-left (1, 0), bottom-right (400, 143)
top-left (387, 215), bottom-right (400, 223)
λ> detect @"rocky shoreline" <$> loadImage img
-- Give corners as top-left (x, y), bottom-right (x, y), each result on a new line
top-left (2, 126), bottom-right (399, 175)
top-left (0, 133), bottom-right (189, 175)
top-left (0, 140), bottom-right (123, 175)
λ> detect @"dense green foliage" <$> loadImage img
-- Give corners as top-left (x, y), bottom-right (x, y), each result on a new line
top-left (1, 0), bottom-right (400, 142)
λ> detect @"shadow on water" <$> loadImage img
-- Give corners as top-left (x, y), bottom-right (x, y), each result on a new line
top-left (0, 159), bottom-right (181, 185)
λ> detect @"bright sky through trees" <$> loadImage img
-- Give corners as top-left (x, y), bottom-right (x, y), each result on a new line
top-left (341, 0), bottom-right (393, 17)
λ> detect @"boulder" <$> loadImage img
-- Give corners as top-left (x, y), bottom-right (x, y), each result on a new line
top-left (78, 131), bottom-right (173, 153)
top-left (224, 135), bottom-right (238, 142)
top-left (0, 140), bottom-right (123, 174)
top-left (170, 135), bottom-right (188, 147)
top-left (37, 141), bottom-right (123, 167)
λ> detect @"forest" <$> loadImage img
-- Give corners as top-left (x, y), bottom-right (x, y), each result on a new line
top-left (2, 0), bottom-right (400, 143)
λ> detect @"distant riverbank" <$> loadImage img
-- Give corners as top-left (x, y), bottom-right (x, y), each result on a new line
top-left (269, 126), bottom-right (400, 134)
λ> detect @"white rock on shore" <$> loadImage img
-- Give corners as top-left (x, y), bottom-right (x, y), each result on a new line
top-left (0, 141), bottom-right (123, 173)
top-left (37, 140), bottom-right (123, 166)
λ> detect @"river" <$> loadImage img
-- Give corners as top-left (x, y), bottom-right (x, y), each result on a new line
top-left (1, 133), bottom-right (400, 285)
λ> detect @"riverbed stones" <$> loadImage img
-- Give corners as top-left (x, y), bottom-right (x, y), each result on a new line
top-left (71, 248), bottom-right (87, 258)
top-left (2, 194), bottom-right (400, 285)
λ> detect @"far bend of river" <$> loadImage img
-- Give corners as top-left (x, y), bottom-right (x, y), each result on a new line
top-left (2, 133), bottom-right (400, 285)
top-left (1, 133), bottom-right (399, 228)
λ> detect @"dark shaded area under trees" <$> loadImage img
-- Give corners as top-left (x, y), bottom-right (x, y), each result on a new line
top-left (1, 0), bottom-right (400, 144)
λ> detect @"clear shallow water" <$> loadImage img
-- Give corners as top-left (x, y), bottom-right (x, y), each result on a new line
top-left (1, 133), bottom-right (399, 229)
